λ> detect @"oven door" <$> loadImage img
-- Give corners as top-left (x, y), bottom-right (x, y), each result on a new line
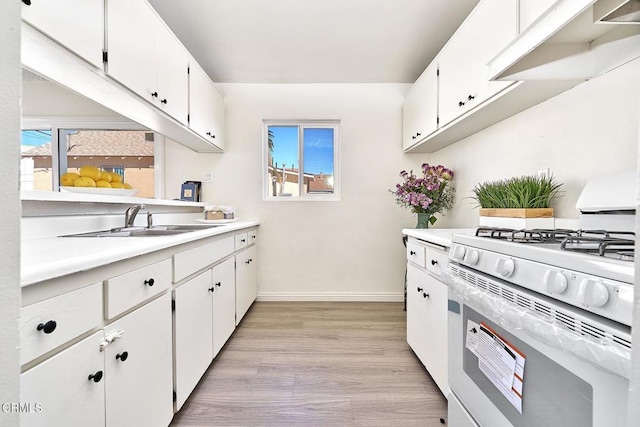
top-left (446, 265), bottom-right (630, 427)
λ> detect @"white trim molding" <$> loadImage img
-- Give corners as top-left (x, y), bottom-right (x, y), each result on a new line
top-left (257, 292), bottom-right (403, 302)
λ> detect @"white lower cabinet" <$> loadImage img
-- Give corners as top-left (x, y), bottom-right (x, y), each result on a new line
top-left (236, 245), bottom-right (257, 325)
top-left (174, 270), bottom-right (214, 410)
top-left (213, 257), bottom-right (236, 357)
top-left (406, 240), bottom-right (449, 397)
top-left (20, 331), bottom-right (105, 427)
top-left (20, 293), bottom-right (172, 427)
top-left (104, 293), bottom-right (173, 427)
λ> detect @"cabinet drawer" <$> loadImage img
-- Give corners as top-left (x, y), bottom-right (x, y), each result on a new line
top-left (425, 248), bottom-right (449, 278)
top-left (235, 232), bottom-right (249, 251)
top-left (20, 283), bottom-right (103, 365)
top-left (406, 241), bottom-right (426, 268)
top-left (247, 229), bottom-right (258, 245)
top-left (173, 236), bottom-right (235, 282)
top-left (105, 259), bottom-right (171, 319)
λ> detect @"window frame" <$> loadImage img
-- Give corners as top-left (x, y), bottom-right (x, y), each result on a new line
top-left (262, 120), bottom-right (341, 201)
top-left (20, 116), bottom-right (164, 198)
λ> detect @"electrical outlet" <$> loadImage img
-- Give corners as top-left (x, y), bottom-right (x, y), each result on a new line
top-left (537, 168), bottom-right (550, 179)
top-left (203, 172), bottom-right (213, 183)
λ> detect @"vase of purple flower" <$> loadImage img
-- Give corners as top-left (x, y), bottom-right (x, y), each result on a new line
top-left (391, 163), bottom-right (455, 228)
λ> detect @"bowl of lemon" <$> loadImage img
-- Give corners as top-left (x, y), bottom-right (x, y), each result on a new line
top-left (60, 166), bottom-right (138, 196)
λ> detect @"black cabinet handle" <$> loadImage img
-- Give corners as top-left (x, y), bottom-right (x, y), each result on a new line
top-left (458, 101), bottom-right (465, 107)
top-left (208, 287), bottom-right (215, 292)
top-left (245, 259), bottom-right (253, 264)
top-left (241, 239), bottom-right (246, 243)
top-left (468, 95), bottom-right (475, 101)
top-left (423, 293), bottom-right (430, 299)
top-left (215, 282), bottom-right (221, 287)
top-left (411, 135), bottom-right (417, 140)
top-left (409, 250), bottom-right (416, 255)
top-left (431, 259), bottom-right (438, 265)
top-left (151, 91), bottom-right (158, 98)
top-left (144, 278), bottom-right (155, 287)
top-left (22, 0), bottom-right (31, 5)
top-left (37, 320), bottom-right (57, 334)
top-left (206, 132), bottom-right (216, 139)
top-left (88, 371), bottom-right (103, 383)
top-left (417, 287), bottom-right (423, 292)
top-left (416, 132), bottom-right (421, 137)
top-left (161, 99), bottom-right (167, 104)
top-left (116, 351), bottom-right (129, 362)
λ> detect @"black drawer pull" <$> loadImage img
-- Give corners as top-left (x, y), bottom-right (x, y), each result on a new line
top-left (161, 98), bottom-right (168, 104)
top-left (37, 320), bottom-right (57, 334)
top-left (431, 259), bottom-right (438, 266)
top-left (215, 282), bottom-right (221, 287)
top-left (151, 91), bottom-right (158, 98)
top-left (409, 250), bottom-right (416, 255)
top-left (144, 278), bottom-right (155, 287)
top-left (22, 0), bottom-right (32, 5)
top-left (116, 351), bottom-right (129, 362)
top-left (88, 371), bottom-right (103, 383)
top-left (417, 287), bottom-right (423, 292)
top-left (458, 101), bottom-right (465, 107)
top-left (423, 293), bottom-right (430, 299)
top-left (208, 287), bottom-right (215, 292)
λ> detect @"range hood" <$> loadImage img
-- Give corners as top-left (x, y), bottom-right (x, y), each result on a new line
top-left (488, 0), bottom-right (640, 82)
top-left (599, 0), bottom-right (640, 23)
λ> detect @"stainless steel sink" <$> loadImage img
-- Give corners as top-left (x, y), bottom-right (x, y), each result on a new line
top-left (62, 224), bottom-right (224, 237)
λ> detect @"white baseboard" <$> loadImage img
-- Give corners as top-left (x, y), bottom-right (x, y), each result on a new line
top-left (256, 292), bottom-right (404, 302)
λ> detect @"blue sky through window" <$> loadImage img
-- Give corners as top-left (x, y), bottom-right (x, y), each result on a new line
top-left (21, 130), bottom-right (52, 146)
top-left (269, 126), bottom-right (334, 175)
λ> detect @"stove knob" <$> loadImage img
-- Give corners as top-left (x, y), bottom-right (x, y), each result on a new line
top-left (543, 270), bottom-right (568, 294)
top-left (495, 258), bottom-right (515, 277)
top-left (463, 249), bottom-right (479, 265)
top-left (450, 245), bottom-right (466, 261)
top-left (577, 278), bottom-right (609, 308)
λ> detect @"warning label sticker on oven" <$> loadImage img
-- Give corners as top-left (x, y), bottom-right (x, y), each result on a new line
top-left (466, 320), bottom-right (526, 414)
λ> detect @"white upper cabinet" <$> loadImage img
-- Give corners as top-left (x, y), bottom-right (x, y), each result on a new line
top-left (21, 0), bottom-right (104, 68)
top-left (189, 61), bottom-right (226, 150)
top-left (402, 63), bottom-right (438, 151)
top-left (106, 0), bottom-right (189, 125)
top-left (438, 0), bottom-right (517, 126)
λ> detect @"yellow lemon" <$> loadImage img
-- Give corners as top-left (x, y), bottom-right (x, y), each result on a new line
top-left (109, 172), bottom-right (123, 183)
top-left (110, 182), bottom-right (125, 189)
top-left (79, 165), bottom-right (102, 181)
top-left (60, 172), bottom-right (80, 186)
top-left (122, 183), bottom-right (133, 189)
top-left (74, 176), bottom-right (96, 187)
top-left (96, 180), bottom-right (112, 188)
top-left (99, 171), bottom-right (112, 183)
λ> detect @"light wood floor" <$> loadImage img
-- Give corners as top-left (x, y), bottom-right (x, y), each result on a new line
top-left (170, 302), bottom-right (447, 426)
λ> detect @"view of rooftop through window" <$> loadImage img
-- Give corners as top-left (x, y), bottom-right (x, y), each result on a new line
top-left (267, 124), bottom-right (336, 198)
top-left (20, 129), bottom-right (155, 197)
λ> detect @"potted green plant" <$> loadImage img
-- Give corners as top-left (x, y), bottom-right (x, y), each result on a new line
top-left (471, 175), bottom-right (563, 228)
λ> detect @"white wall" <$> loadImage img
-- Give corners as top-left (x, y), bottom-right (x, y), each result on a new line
top-left (165, 84), bottom-right (423, 300)
top-left (1, 0), bottom-right (22, 423)
top-left (22, 79), bottom-right (119, 117)
top-left (429, 58), bottom-right (640, 227)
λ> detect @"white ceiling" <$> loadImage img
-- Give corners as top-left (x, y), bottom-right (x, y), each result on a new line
top-left (146, 0), bottom-right (480, 84)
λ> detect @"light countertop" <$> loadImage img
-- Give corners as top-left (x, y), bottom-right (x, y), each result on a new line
top-left (21, 221), bottom-right (259, 287)
top-left (402, 228), bottom-right (476, 248)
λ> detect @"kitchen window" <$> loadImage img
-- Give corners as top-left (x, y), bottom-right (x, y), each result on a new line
top-left (264, 121), bottom-right (340, 200)
top-left (20, 120), bottom-right (161, 198)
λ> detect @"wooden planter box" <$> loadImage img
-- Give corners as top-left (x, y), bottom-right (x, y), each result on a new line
top-left (479, 208), bottom-right (554, 229)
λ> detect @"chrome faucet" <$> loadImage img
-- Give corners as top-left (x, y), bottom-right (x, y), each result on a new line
top-left (124, 204), bottom-right (146, 228)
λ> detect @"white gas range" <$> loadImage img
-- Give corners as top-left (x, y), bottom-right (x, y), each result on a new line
top-left (445, 173), bottom-right (636, 427)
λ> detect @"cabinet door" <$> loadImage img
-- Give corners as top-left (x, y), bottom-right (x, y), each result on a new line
top-left (189, 61), bottom-right (225, 149)
top-left (407, 264), bottom-right (448, 396)
top-left (22, 0), bottom-right (104, 68)
top-left (20, 331), bottom-right (105, 427)
top-left (104, 293), bottom-right (173, 427)
top-left (106, 0), bottom-right (158, 105)
top-left (235, 245), bottom-right (257, 325)
top-left (439, 0), bottom-right (517, 126)
top-left (174, 270), bottom-right (214, 410)
top-left (213, 257), bottom-right (236, 357)
top-left (403, 63), bottom-right (438, 150)
top-left (156, 25), bottom-right (189, 124)
top-left (406, 264), bottom-right (428, 367)
top-left (402, 84), bottom-right (420, 150)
